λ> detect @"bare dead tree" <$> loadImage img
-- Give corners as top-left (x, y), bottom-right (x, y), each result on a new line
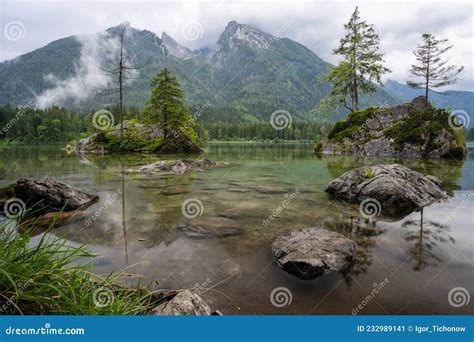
top-left (407, 34), bottom-right (464, 108)
top-left (102, 23), bottom-right (149, 140)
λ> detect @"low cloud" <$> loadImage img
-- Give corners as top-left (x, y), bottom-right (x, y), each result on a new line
top-left (35, 32), bottom-right (119, 108)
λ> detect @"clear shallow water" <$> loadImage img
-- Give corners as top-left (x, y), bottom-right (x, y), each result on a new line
top-left (1, 143), bottom-right (473, 315)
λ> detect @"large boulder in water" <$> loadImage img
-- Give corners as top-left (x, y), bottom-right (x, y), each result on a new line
top-left (14, 178), bottom-right (99, 216)
top-left (152, 290), bottom-right (211, 316)
top-left (272, 228), bottom-right (357, 280)
top-left (325, 164), bottom-right (446, 217)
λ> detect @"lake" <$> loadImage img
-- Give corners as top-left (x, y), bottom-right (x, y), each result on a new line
top-left (1, 143), bottom-right (473, 315)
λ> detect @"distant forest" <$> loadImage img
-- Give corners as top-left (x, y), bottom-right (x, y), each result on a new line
top-left (0, 104), bottom-right (473, 143)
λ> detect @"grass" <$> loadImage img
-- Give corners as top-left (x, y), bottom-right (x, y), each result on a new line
top-left (0, 221), bottom-right (164, 315)
top-left (363, 169), bottom-right (376, 179)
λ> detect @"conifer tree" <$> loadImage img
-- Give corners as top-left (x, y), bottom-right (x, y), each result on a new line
top-left (407, 34), bottom-right (464, 107)
top-left (145, 68), bottom-right (197, 151)
top-left (325, 6), bottom-right (390, 111)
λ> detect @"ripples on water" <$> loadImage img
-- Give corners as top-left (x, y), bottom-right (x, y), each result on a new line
top-left (1, 143), bottom-right (473, 314)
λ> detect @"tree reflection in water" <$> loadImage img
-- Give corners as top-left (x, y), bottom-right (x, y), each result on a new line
top-left (325, 212), bottom-right (384, 287)
top-left (402, 208), bottom-right (455, 271)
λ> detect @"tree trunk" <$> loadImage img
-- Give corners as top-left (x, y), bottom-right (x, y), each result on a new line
top-left (119, 34), bottom-right (124, 141)
top-left (351, 25), bottom-right (359, 111)
top-left (424, 40), bottom-right (431, 109)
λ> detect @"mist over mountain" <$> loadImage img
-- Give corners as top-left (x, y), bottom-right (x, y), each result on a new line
top-left (0, 21), bottom-right (471, 124)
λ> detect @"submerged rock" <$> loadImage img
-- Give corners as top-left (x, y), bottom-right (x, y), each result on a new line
top-left (161, 186), bottom-right (191, 196)
top-left (22, 210), bottom-right (90, 229)
top-left (226, 187), bottom-right (251, 193)
top-left (325, 164), bottom-right (446, 216)
top-left (152, 290), bottom-right (211, 316)
top-left (139, 159), bottom-right (222, 174)
top-left (14, 178), bottom-right (99, 216)
top-left (272, 228), bottom-right (357, 280)
top-left (254, 186), bottom-right (288, 194)
top-left (178, 217), bottom-right (243, 238)
top-left (315, 97), bottom-right (467, 159)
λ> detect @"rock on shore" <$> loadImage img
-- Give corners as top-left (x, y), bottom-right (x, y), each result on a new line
top-left (152, 290), bottom-right (211, 316)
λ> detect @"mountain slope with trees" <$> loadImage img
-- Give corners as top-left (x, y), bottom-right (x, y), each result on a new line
top-left (0, 21), bottom-right (398, 123)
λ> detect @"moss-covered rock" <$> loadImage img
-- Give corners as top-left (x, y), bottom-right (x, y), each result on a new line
top-left (316, 97), bottom-right (467, 159)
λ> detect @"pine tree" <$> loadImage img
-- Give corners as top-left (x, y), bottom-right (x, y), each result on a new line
top-left (407, 34), bottom-right (464, 107)
top-left (325, 6), bottom-right (390, 111)
top-left (145, 68), bottom-right (198, 151)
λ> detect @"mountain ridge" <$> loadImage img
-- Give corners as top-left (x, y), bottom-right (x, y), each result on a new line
top-left (0, 21), bottom-right (471, 124)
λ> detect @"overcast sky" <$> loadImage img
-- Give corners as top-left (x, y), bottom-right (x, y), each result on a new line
top-left (1, 0), bottom-right (472, 90)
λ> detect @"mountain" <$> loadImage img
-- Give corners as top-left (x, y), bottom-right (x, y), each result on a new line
top-left (385, 79), bottom-right (473, 127)
top-left (161, 32), bottom-right (198, 59)
top-left (0, 21), bottom-right (400, 123)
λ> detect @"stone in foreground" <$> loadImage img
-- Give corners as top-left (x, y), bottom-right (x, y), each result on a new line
top-left (325, 164), bottom-right (446, 216)
top-left (152, 290), bottom-right (211, 316)
top-left (272, 228), bottom-right (357, 280)
top-left (178, 217), bottom-right (243, 238)
top-left (139, 159), bottom-right (222, 174)
top-left (14, 178), bottom-right (99, 216)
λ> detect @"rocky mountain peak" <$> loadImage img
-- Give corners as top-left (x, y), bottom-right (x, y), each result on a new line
top-left (160, 32), bottom-right (196, 59)
top-left (216, 20), bottom-right (274, 52)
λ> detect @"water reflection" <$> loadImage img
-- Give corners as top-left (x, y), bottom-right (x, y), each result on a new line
top-left (0, 143), bottom-right (471, 314)
top-left (402, 208), bottom-right (455, 271)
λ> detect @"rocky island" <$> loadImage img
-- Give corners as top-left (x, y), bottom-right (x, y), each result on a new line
top-left (73, 120), bottom-right (202, 154)
top-left (315, 97), bottom-right (467, 159)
